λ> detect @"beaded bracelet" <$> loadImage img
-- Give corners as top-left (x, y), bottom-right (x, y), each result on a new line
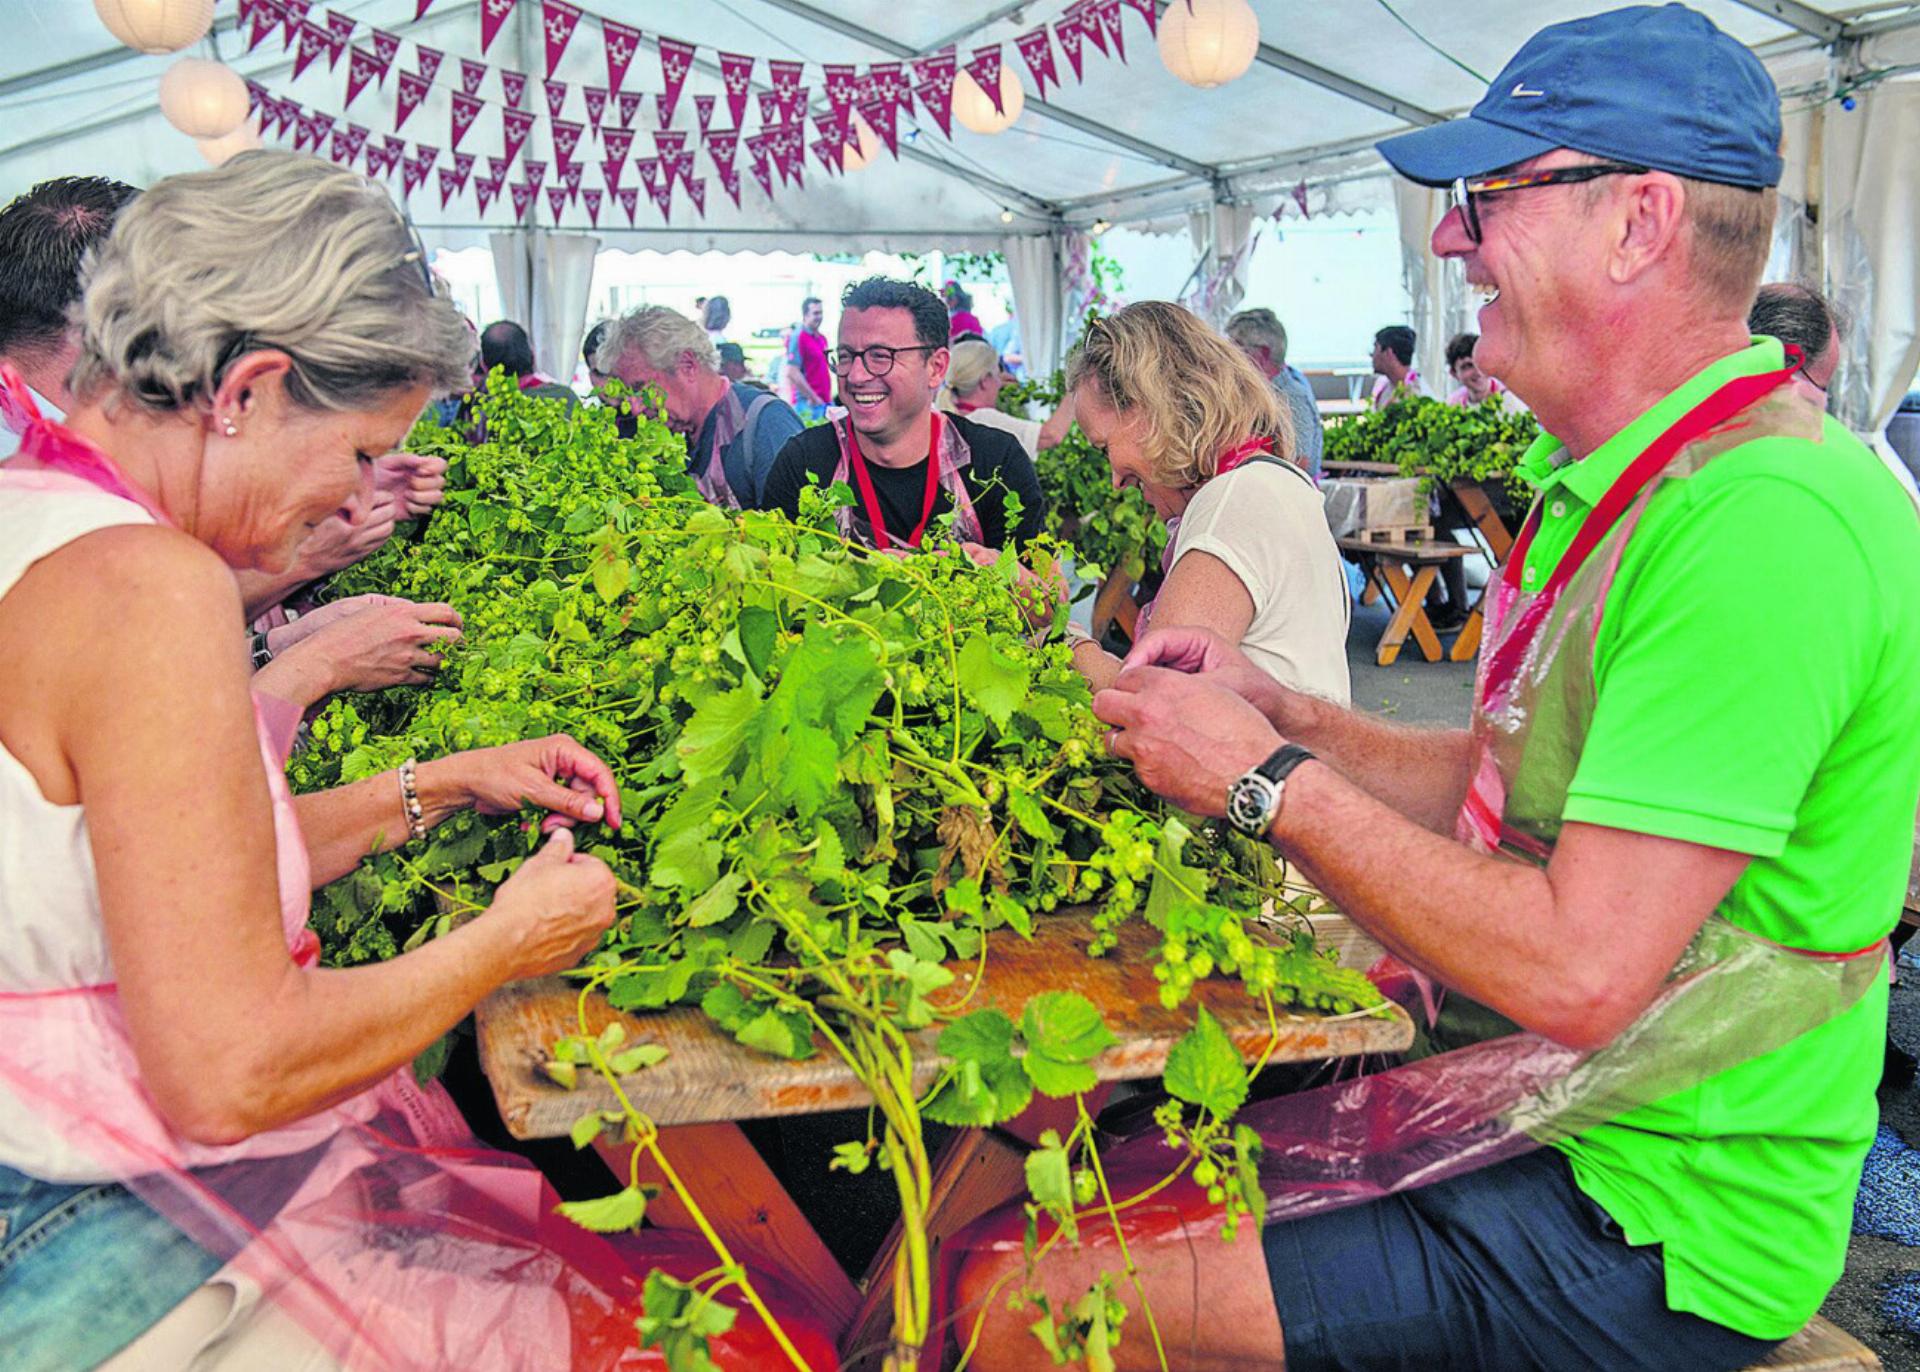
top-left (398, 757), bottom-right (428, 844)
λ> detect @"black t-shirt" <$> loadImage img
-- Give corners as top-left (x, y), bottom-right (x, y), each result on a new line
top-left (758, 412), bottom-right (1046, 550)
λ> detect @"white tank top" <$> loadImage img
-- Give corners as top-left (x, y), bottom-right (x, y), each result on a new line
top-left (0, 472), bottom-right (153, 993)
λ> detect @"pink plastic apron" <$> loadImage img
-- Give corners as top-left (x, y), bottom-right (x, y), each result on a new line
top-left (0, 366), bottom-right (840, 1371)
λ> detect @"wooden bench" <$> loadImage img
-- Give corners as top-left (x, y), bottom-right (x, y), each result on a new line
top-left (1336, 536), bottom-right (1480, 666)
top-left (1745, 1315), bottom-right (1879, 1369)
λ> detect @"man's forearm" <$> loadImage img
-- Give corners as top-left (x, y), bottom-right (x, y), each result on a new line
top-left (1269, 689), bottom-right (1474, 834)
top-left (235, 565), bottom-right (314, 621)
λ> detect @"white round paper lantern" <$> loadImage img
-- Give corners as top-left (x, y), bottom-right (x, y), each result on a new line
top-left (840, 116), bottom-right (882, 172)
top-left (160, 57), bottom-right (249, 138)
top-left (952, 66), bottom-right (1025, 135)
top-left (1158, 0), bottom-right (1261, 89)
top-left (196, 116), bottom-right (262, 166)
top-left (93, 0), bottom-right (215, 54)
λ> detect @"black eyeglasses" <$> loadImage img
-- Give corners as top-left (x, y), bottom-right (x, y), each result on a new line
top-left (1450, 162), bottom-right (1651, 244)
top-left (399, 213), bottom-right (436, 294)
top-left (832, 344), bottom-right (939, 377)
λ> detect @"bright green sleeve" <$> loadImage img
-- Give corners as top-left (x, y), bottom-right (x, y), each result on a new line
top-left (1564, 467), bottom-right (1876, 857)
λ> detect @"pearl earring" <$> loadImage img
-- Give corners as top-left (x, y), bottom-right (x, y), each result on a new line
top-left (221, 418), bottom-right (238, 437)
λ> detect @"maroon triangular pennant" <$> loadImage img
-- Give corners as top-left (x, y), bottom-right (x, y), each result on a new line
top-left (670, 151), bottom-right (696, 189)
top-left (544, 79), bottom-right (569, 118)
top-left (718, 165), bottom-right (742, 208)
top-left (768, 59), bottom-right (802, 102)
top-left (291, 112), bottom-right (314, 153)
top-left (369, 27), bottom-right (399, 73)
top-left (292, 21), bottom-right (328, 79)
top-left (415, 143), bottom-right (440, 169)
top-left (757, 92), bottom-right (781, 127)
top-left (812, 135), bottom-right (842, 176)
top-left (648, 178), bottom-right (673, 218)
top-left (245, 1), bottom-right (282, 54)
top-left (914, 49), bottom-right (957, 134)
top-left (633, 155), bottom-right (659, 190)
top-left (450, 92), bottom-right (484, 149)
top-left (1014, 27), bottom-right (1058, 98)
top-left (402, 155), bottom-right (430, 197)
top-left (748, 150), bottom-right (773, 199)
top-left (965, 44), bottom-right (1006, 114)
top-left (657, 37), bottom-right (695, 128)
top-left (602, 19), bottom-right (641, 92)
top-left (309, 111), bottom-right (334, 148)
top-left (523, 158), bottom-right (548, 193)
top-left (1097, 0), bottom-right (1126, 61)
top-left (562, 161), bottom-right (583, 201)
top-left (616, 90), bottom-right (642, 127)
top-left (582, 187), bottom-right (603, 225)
top-left (1078, 3), bottom-right (1110, 58)
top-left (1121, 0), bottom-right (1156, 32)
top-left (244, 78), bottom-right (267, 116)
top-left (321, 8), bottom-right (352, 69)
top-left (655, 93), bottom-right (677, 129)
top-left (823, 63), bottom-right (856, 112)
top-left (600, 156), bottom-right (624, 187)
top-left (415, 44), bottom-right (443, 84)
top-left (583, 85), bottom-right (607, 128)
top-left (280, 0), bottom-right (310, 46)
top-left (480, 0), bottom-right (517, 54)
top-left (869, 62), bottom-right (905, 113)
top-left (345, 46), bottom-right (382, 106)
top-left (488, 154), bottom-right (513, 182)
top-left (547, 187), bottom-right (567, 223)
top-left (474, 176), bottom-right (499, 213)
top-left (704, 128), bottom-right (738, 177)
top-left (718, 52), bottom-right (753, 127)
top-left (858, 98), bottom-right (898, 157)
top-left (653, 130), bottom-right (686, 156)
top-left (416, 0), bottom-right (435, 19)
top-left (501, 107), bottom-right (535, 166)
top-left (438, 167), bottom-right (460, 208)
top-left (540, 0), bottom-right (581, 79)
top-left (1056, 14), bottom-right (1087, 81)
top-left (396, 71), bottom-right (432, 130)
top-left (459, 58), bottom-right (487, 94)
top-left (551, 118), bottom-right (583, 160)
top-left (500, 69), bottom-right (527, 109)
top-left (687, 178), bottom-right (706, 216)
top-left (694, 94), bottom-right (716, 133)
top-left (603, 126), bottom-right (635, 162)
top-left (452, 150), bottom-right (474, 186)
top-left (617, 186), bottom-right (638, 225)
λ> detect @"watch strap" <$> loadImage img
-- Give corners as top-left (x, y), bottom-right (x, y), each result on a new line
top-left (1255, 742), bottom-right (1315, 785)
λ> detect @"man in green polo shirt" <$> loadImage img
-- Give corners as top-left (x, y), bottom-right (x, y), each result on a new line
top-left (953, 7), bottom-right (1920, 1372)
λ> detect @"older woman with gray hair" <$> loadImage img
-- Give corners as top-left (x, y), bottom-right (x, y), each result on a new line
top-left (0, 152), bottom-right (760, 1369)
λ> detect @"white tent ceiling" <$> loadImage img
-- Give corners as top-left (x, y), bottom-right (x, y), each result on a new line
top-left (3, 0), bottom-right (1913, 252)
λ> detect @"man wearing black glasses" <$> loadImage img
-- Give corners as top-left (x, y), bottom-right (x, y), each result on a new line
top-left (758, 276), bottom-right (1044, 554)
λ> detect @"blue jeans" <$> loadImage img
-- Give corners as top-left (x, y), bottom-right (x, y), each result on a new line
top-left (1264, 1148), bottom-right (1783, 1372)
top-left (0, 1163), bottom-right (222, 1370)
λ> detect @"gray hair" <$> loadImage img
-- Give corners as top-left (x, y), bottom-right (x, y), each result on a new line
top-left (1225, 308), bottom-right (1288, 366)
top-left (71, 150), bottom-right (470, 413)
top-left (596, 304), bottom-right (717, 376)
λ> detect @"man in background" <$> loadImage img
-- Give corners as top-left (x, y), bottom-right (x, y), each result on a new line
top-left (1227, 306), bottom-right (1325, 479)
top-left (1444, 331), bottom-right (1526, 411)
top-left (0, 175), bottom-right (137, 457)
top-left (783, 294), bottom-right (831, 420)
top-left (480, 319), bottom-right (577, 409)
top-left (1369, 324), bottom-right (1425, 408)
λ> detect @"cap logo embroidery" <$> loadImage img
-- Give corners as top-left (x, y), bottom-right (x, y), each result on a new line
top-left (1510, 81), bottom-right (1547, 97)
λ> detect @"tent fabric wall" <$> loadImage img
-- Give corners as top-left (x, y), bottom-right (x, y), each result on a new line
top-left (1393, 180), bottom-right (1470, 393)
top-left (1182, 202), bottom-right (1261, 327)
top-left (1004, 233), bottom-right (1068, 381)
top-left (490, 229), bottom-right (599, 382)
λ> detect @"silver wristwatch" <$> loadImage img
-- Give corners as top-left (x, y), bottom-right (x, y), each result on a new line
top-left (1225, 744), bottom-right (1315, 839)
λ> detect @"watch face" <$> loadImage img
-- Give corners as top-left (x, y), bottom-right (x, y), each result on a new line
top-left (1227, 775), bottom-right (1277, 834)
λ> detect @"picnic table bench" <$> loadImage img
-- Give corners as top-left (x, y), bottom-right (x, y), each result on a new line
top-left (477, 909), bottom-right (1412, 1365)
top-left (1337, 534), bottom-right (1481, 666)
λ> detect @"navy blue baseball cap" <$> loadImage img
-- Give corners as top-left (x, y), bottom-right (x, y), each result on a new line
top-left (1376, 4), bottom-right (1782, 190)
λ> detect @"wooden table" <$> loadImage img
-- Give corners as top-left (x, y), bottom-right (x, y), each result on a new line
top-left (477, 911), bottom-right (1411, 1365)
top-left (1337, 535), bottom-right (1479, 666)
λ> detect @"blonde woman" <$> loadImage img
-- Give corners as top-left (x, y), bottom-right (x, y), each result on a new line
top-left (1066, 302), bottom-right (1350, 703)
top-left (938, 337), bottom-right (1073, 458)
top-left (0, 152), bottom-right (829, 1370)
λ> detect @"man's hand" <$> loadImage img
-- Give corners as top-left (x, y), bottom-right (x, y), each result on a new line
top-left (293, 492), bottom-right (401, 580)
top-left (1092, 665), bottom-right (1282, 817)
top-left (372, 452), bottom-right (448, 518)
top-left (1125, 626), bottom-right (1310, 735)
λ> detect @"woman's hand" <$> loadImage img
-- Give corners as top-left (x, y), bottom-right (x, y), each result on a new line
top-left (373, 452), bottom-right (449, 518)
top-left (296, 598), bottom-right (463, 694)
top-left (265, 593), bottom-right (413, 655)
top-left (484, 828), bottom-right (617, 979)
top-left (292, 492), bottom-right (402, 581)
top-left (454, 733), bottom-right (624, 833)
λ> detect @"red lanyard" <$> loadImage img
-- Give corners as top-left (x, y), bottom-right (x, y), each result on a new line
top-left (844, 412), bottom-right (944, 552)
top-left (1485, 352), bottom-right (1800, 697)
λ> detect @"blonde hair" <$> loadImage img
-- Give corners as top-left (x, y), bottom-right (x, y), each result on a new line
top-left (598, 304), bottom-right (717, 376)
top-left (1065, 301), bottom-right (1290, 488)
top-left (939, 338), bottom-right (998, 409)
top-left (72, 151), bottom-right (470, 412)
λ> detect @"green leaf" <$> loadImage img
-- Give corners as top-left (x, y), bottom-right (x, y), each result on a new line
top-left (1022, 1051), bottom-right (1099, 1098)
top-left (1163, 1007), bottom-right (1249, 1119)
top-left (1144, 816), bottom-right (1206, 931)
top-left (1005, 786), bottom-right (1057, 843)
top-left (412, 1031), bottom-right (455, 1085)
top-left (829, 1140), bottom-right (872, 1174)
top-left (898, 915), bottom-right (947, 965)
top-left (590, 552), bottom-right (630, 603)
top-left (990, 890), bottom-right (1032, 939)
top-left (607, 1043), bottom-right (669, 1075)
top-left (1024, 1136), bottom-right (1077, 1242)
top-left (957, 633), bottom-right (1029, 729)
top-left (569, 1113), bottom-right (605, 1149)
top-left (1232, 1123), bottom-right (1265, 1231)
top-left (554, 1184), bottom-right (649, 1233)
top-left (1022, 991), bottom-right (1119, 1064)
top-left (765, 722), bottom-right (839, 821)
top-left (700, 982), bottom-right (753, 1032)
top-left (651, 823), bottom-right (721, 893)
top-left (735, 1008), bottom-right (813, 1059)
top-left (676, 687), bottom-right (760, 784)
top-left (681, 871), bottom-right (745, 928)
top-left (924, 1009), bottom-right (1033, 1127)
top-left (736, 605), bottom-right (778, 678)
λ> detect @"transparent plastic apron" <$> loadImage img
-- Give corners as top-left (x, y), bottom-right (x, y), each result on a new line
top-left (930, 357), bottom-right (1888, 1358)
top-left (0, 366), bottom-right (840, 1371)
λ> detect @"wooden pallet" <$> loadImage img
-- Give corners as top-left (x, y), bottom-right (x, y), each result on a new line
top-left (1746, 1314), bottom-right (1880, 1369)
top-left (1354, 522), bottom-right (1435, 545)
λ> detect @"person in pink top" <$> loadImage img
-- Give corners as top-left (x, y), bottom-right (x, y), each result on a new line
top-left (1368, 324), bottom-right (1426, 407)
top-left (1445, 330), bottom-right (1528, 411)
top-left (944, 279), bottom-right (986, 339)
top-left (783, 294), bottom-right (831, 420)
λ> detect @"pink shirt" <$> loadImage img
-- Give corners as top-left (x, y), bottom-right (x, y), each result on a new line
top-left (1371, 369), bottom-right (1424, 407)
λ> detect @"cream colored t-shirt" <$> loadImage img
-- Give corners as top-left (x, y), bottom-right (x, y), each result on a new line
top-left (1169, 460), bottom-right (1351, 705)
